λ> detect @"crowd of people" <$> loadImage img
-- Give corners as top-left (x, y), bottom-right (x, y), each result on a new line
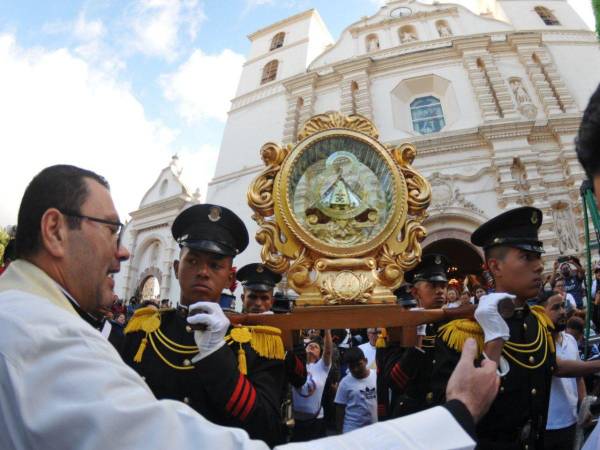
top-left (1, 83), bottom-right (600, 450)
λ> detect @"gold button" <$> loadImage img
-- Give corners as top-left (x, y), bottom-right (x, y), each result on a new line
top-left (183, 397), bottom-right (190, 404)
top-left (183, 359), bottom-right (191, 366)
top-left (432, 360), bottom-right (436, 365)
top-left (531, 388), bottom-right (537, 395)
top-left (500, 386), bottom-right (504, 393)
top-left (529, 356), bottom-right (535, 364)
top-left (523, 323), bottom-right (528, 331)
top-left (185, 325), bottom-right (193, 333)
top-left (525, 445), bottom-right (529, 450)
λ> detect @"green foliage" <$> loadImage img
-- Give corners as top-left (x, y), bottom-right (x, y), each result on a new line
top-left (0, 228), bottom-right (9, 265)
top-left (594, 0), bottom-right (600, 39)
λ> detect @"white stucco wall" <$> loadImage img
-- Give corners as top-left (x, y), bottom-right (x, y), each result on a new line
top-left (496, 0), bottom-right (590, 31)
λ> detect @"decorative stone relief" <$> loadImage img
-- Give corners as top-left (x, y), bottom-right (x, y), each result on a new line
top-left (509, 157), bottom-right (533, 205)
top-left (551, 202), bottom-right (580, 254)
top-left (399, 26), bottom-right (418, 43)
top-left (510, 157), bottom-right (529, 190)
top-left (437, 22), bottom-right (452, 37)
top-left (428, 173), bottom-right (484, 215)
top-left (509, 77), bottom-right (537, 119)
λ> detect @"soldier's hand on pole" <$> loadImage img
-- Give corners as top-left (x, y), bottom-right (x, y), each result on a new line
top-left (446, 338), bottom-right (500, 423)
top-left (187, 301), bottom-right (230, 361)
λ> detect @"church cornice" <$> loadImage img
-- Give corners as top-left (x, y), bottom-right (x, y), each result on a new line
top-left (130, 196), bottom-right (193, 220)
top-left (247, 9), bottom-right (317, 41)
top-left (243, 37), bottom-right (310, 67)
top-left (208, 164), bottom-right (264, 186)
top-left (347, 7), bottom-right (460, 37)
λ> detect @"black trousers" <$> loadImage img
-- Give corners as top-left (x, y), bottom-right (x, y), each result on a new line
top-left (543, 424), bottom-right (576, 450)
top-left (290, 417), bottom-right (326, 442)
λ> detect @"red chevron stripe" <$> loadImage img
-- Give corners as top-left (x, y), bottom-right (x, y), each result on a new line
top-left (226, 374), bottom-right (245, 412)
top-left (231, 378), bottom-right (251, 417)
top-left (391, 365), bottom-right (408, 388)
top-left (391, 364), bottom-right (406, 381)
top-left (239, 385), bottom-right (257, 421)
top-left (294, 356), bottom-right (304, 375)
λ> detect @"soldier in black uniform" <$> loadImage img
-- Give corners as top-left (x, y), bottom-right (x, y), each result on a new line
top-left (377, 254), bottom-right (453, 420)
top-left (432, 207), bottom-right (600, 449)
top-left (120, 204), bottom-right (286, 447)
top-left (237, 263), bottom-right (307, 388)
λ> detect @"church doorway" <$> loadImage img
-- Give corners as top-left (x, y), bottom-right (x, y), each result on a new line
top-left (422, 238), bottom-right (485, 286)
top-left (140, 276), bottom-right (160, 301)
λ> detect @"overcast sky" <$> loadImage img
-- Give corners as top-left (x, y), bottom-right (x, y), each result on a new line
top-left (0, 0), bottom-right (595, 227)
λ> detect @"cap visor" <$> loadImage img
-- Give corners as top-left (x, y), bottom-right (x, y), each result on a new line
top-left (244, 283), bottom-right (274, 292)
top-left (183, 240), bottom-right (236, 256)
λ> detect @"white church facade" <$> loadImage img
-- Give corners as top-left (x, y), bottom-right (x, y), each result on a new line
top-left (207, 0), bottom-right (600, 276)
top-left (115, 0), bottom-right (600, 301)
top-left (113, 156), bottom-right (200, 302)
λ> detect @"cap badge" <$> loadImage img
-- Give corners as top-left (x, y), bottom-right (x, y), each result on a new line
top-left (493, 237), bottom-right (501, 244)
top-left (208, 206), bottom-right (221, 222)
top-left (256, 265), bottom-right (264, 273)
top-left (434, 255), bottom-right (441, 265)
top-left (531, 211), bottom-right (538, 224)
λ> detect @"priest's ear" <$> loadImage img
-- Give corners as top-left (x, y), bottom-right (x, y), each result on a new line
top-left (39, 208), bottom-right (69, 258)
top-left (173, 259), bottom-right (179, 279)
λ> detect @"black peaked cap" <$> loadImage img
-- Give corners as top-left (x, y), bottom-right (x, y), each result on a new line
top-left (236, 263), bottom-right (282, 292)
top-left (171, 204), bottom-right (249, 256)
top-left (471, 206), bottom-right (544, 254)
top-left (405, 253), bottom-right (450, 284)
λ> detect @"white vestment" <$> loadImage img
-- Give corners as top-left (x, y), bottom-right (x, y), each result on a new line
top-left (0, 260), bottom-right (474, 450)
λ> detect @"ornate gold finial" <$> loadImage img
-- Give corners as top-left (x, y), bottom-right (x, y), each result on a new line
top-left (297, 112), bottom-right (379, 142)
top-left (248, 111), bottom-right (431, 306)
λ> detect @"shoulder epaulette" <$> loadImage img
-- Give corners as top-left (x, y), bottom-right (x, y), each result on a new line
top-left (125, 306), bottom-right (161, 335)
top-left (376, 328), bottom-right (388, 348)
top-left (530, 305), bottom-right (555, 330)
top-left (438, 319), bottom-right (484, 355)
top-left (225, 325), bottom-right (285, 374)
top-left (124, 306), bottom-right (197, 366)
top-left (530, 305), bottom-right (556, 354)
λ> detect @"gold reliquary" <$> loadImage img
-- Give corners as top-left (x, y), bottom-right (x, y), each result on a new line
top-left (248, 112), bottom-right (431, 307)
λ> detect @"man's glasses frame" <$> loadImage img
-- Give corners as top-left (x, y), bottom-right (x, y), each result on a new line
top-left (59, 209), bottom-right (124, 248)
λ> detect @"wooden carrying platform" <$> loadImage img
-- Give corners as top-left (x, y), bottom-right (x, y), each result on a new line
top-left (227, 304), bottom-right (475, 349)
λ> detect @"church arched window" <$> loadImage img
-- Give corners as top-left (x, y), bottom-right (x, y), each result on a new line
top-left (270, 32), bottom-right (285, 51)
top-left (534, 6), bottom-right (560, 25)
top-left (410, 96), bottom-right (445, 134)
top-left (261, 60), bottom-right (278, 85)
top-left (366, 34), bottom-right (380, 52)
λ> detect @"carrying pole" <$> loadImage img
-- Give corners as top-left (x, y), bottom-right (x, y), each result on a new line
top-left (580, 180), bottom-right (600, 358)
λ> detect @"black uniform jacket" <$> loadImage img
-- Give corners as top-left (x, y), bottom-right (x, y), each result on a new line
top-left (377, 322), bottom-right (441, 419)
top-left (432, 305), bottom-right (556, 450)
top-left (120, 308), bottom-right (285, 447)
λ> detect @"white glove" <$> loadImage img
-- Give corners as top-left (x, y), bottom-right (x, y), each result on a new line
top-left (474, 293), bottom-right (515, 343)
top-left (412, 307), bottom-right (427, 336)
top-left (187, 301), bottom-right (230, 361)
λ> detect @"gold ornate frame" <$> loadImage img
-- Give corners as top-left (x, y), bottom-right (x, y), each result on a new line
top-left (248, 112), bottom-right (431, 306)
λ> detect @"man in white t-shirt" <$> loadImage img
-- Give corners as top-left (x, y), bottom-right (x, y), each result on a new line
top-left (335, 347), bottom-right (378, 433)
top-left (291, 330), bottom-right (333, 442)
top-left (358, 328), bottom-right (379, 370)
top-left (541, 291), bottom-right (585, 450)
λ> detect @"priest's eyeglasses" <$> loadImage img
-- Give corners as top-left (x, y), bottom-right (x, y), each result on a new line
top-left (59, 209), bottom-right (124, 248)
